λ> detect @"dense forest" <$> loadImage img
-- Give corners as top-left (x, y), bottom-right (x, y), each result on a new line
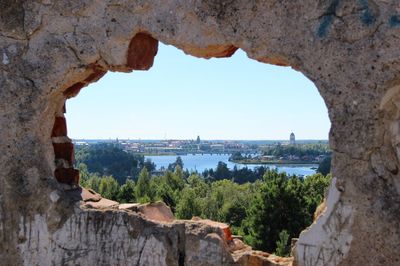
top-left (76, 144), bottom-right (331, 256)
top-left (262, 143), bottom-right (331, 157)
top-left (75, 144), bottom-right (144, 183)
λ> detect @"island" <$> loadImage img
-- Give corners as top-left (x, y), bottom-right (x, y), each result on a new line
top-left (229, 143), bottom-right (331, 166)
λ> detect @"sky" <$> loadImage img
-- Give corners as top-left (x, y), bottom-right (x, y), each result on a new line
top-left (66, 43), bottom-right (330, 140)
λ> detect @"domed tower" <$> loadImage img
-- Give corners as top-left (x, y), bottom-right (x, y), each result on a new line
top-left (290, 132), bottom-right (296, 145)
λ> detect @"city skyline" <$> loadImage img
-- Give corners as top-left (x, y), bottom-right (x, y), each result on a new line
top-left (66, 43), bottom-right (331, 140)
top-left (71, 134), bottom-right (328, 141)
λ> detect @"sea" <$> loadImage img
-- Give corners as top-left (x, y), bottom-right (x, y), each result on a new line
top-left (145, 153), bottom-right (318, 177)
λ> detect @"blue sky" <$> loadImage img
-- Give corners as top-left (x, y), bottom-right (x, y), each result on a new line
top-left (66, 43), bottom-right (330, 140)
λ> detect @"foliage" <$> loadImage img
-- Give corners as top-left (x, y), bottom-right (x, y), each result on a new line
top-left (118, 179), bottom-right (136, 203)
top-left (202, 165), bottom-right (266, 184)
top-left (168, 156), bottom-right (184, 171)
top-left (85, 173), bottom-right (101, 192)
top-left (78, 152), bottom-right (331, 255)
top-left (229, 151), bottom-right (244, 161)
top-left (78, 163), bottom-right (90, 188)
top-left (262, 143), bottom-right (331, 158)
top-left (98, 175), bottom-right (120, 201)
top-left (241, 170), bottom-right (331, 253)
top-left (303, 173), bottom-right (332, 218)
top-left (317, 155), bottom-right (331, 175)
top-left (275, 230), bottom-right (290, 257)
top-left (242, 171), bottom-right (304, 251)
top-left (143, 159), bottom-right (156, 172)
top-left (75, 143), bottom-right (144, 184)
top-left (214, 161), bottom-right (231, 181)
top-left (175, 187), bottom-right (202, 219)
top-left (135, 168), bottom-right (151, 203)
top-left (231, 166), bottom-right (266, 184)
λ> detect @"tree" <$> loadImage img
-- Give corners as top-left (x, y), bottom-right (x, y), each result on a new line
top-left (176, 156), bottom-right (184, 169)
top-left (229, 152), bottom-right (243, 161)
top-left (222, 196), bottom-right (248, 228)
top-left (317, 156), bottom-right (331, 176)
top-left (85, 173), bottom-right (101, 192)
top-left (242, 171), bottom-right (307, 252)
top-left (303, 173), bottom-right (332, 223)
top-left (175, 188), bottom-right (202, 219)
top-left (168, 156), bottom-right (184, 171)
top-left (117, 179), bottom-right (136, 203)
top-left (262, 143), bottom-right (331, 158)
top-left (214, 161), bottom-right (230, 180)
top-left (74, 143), bottom-right (144, 184)
top-left (135, 168), bottom-right (151, 202)
top-left (187, 174), bottom-right (208, 197)
top-left (98, 175), bottom-right (120, 200)
top-left (173, 166), bottom-right (185, 190)
top-left (77, 163), bottom-right (90, 187)
top-left (155, 167), bottom-right (186, 211)
top-left (156, 180), bottom-right (176, 208)
top-left (148, 176), bottom-right (159, 202)
top-left (275, 230), bottom-right (290, 257)
top-left (143, 159), bottom-right (156, 172)
top-left (202, 190), bottom-right (223, 221)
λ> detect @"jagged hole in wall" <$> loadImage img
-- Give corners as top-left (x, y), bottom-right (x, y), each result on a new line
top-left (51, 36), bottom-right (330, 254)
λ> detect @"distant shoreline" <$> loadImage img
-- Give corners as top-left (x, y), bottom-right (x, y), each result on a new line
top-left (230, 159), bottom-right (319, 166)
top-left (142, 152), bottom-right (232, 156)
top-left (142, 154), bottom-right (319, 167)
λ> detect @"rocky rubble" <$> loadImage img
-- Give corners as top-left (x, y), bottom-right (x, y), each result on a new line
top-left (66, 188), bottom-right (291, 266)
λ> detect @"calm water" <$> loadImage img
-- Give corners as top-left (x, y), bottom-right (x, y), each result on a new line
top-left (145, 154), bottom-right (317, 176)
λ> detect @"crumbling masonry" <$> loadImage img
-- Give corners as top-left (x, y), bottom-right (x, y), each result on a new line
top-left (1, 1), bottom-right (400, 265)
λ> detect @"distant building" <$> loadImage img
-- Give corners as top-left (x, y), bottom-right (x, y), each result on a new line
top-left (290, 132), bottom-right (296, 145)
top-left (210, 144), bottom-right (224, 152)
top-left (196, 135), bottom-right (201, 144)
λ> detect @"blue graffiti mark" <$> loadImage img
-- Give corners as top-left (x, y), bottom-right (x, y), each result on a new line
top-left (317, 15), bottom-right (334, 38)
top-left (316, 0), bottom-right (341, 38)
top-left (361, 9), bottom-right (376, 25)
top-left (389, 15), bottom-right (400, 27)
top-left (358, 0), bottom-right (376, 25)
top-left (317, 0), bottom-right (399, 37)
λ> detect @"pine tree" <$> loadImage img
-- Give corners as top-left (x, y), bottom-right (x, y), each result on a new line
top-left (135, 168), bottom-right (150, 202)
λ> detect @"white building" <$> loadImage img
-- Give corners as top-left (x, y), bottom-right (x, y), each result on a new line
top-left (290, 132), bottom-right (296, 145)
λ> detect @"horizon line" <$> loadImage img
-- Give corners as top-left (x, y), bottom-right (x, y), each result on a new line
top-left (72, 138), bottom-right (329, 141)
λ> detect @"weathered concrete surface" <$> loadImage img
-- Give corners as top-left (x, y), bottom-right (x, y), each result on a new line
top-left (15, 188), bottom-right (288, 266)
top-left (1, 0), bottom-right (400, 265)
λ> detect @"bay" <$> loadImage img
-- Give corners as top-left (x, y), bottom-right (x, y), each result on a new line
top-left (145, 154), bottom-right (317, 177)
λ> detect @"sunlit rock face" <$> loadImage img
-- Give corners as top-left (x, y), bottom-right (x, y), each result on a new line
top-left (1, 1), bottom-right (400, 265)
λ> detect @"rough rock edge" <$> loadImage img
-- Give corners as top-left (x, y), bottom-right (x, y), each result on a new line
top-left (77, 188), bottom-right (291, 265)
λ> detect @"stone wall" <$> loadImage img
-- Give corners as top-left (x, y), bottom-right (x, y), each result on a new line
top-left (1, 0), bottom-right (400, 265)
